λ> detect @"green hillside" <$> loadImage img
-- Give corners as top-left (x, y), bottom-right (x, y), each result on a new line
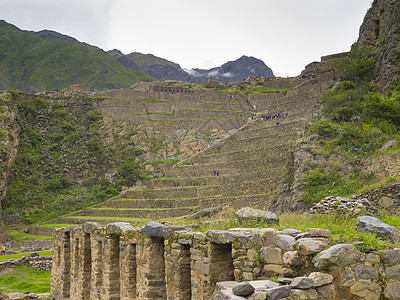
top-left (0, 20), bottom-right (155, 93)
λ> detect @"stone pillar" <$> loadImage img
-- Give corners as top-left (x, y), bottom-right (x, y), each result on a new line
top-left (136, 236), bottom-right (167, 299)
top-left (120, 233), bottom-right (139, 300)
top-left (90, 227), bottom-right (105, 300)
top-left (50, 227), bottom-right (71, 299)
top-left (69, 223), bottom-right (94, 299)
top-left (190, 232), bottom-right (210, 299)
top-left (103, 222), bottom-right (135, 300)
top-left (165, 231), bottom-right (192, 300)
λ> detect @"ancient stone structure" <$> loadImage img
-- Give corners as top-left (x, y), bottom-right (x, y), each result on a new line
top-left (51, 222), bottom-right (400, 299)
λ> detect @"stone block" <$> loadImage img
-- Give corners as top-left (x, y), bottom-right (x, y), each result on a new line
top-left (261, 247), bottom-right (282, 264)
top-left (386, 266), bottom-right (400, 280)
top-left (312, 244), bottom-right (365, 269)
top-left (275, 234), bottom-right (296, 251)
top-left (286, 288), bottom-right (318, 299)
top-left (263, 264), bottom-right (284, 275)
top-left (349, 279), bottom-right (381, 300)
top-left (215, 290), bottom-right (247, 300)
top-left (295, 238), bottom-right (328, 256)
top-left (384, 282), bottom-right (400, 299)
top-left (355, 264), bottom-right (378, 279)
top-left (283, 251), bottom-right (301, 266)
top-left (316, 283), bottom-right (337, 299)
top-left (308, 272), bottom-right (333, 287)
top-left (382, 249), bottom-right (400, 267)
top-left (141, 221), bottom-right (171, 238)
top-left (266, 285), bottom-right (292, 300)
top-left (290, 277), bottom-right (314, 289)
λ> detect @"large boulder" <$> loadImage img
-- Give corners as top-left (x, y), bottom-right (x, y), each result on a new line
top-left (141, 221), bottom-right (171, 238)
top-left (235, 207), bottom-right (279, 225)
top-left (356, 216), bottom-right (400, 243)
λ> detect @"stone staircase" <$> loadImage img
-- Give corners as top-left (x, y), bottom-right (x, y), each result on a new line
top-left (34, 61), bottom-right (337, 232)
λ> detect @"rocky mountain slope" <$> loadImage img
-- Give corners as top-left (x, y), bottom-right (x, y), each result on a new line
top-left (357, 0), bottom-right (400, 86)
top-left (0, 20), bottom-right (155, 93)
top-left (109, 51), bottom-right (275, 84)
top-left (187, 55), bottom-right (274, 84)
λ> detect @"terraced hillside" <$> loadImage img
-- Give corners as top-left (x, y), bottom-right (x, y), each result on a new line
top-left (35, 58), bottom-right (338, 230)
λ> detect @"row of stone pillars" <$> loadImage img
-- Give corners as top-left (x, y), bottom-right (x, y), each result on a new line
top-left (51, 222), bottom-right (234, 300)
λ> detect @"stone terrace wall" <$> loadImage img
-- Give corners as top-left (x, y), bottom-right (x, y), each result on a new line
top-left (363, 152), bottom-right (400, 181)
top-left (51, 222), bottom-right (400, 300)
top-left (354, 183), bottom-right (400, 214)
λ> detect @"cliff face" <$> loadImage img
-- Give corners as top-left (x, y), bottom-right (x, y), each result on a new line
top-left (357, 0), bottom-right (400, 86)
top-left (0, 92), bottom-right (20, 240)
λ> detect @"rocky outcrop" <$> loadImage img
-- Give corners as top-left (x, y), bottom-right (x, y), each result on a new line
top-left (357, 0), bottom-right (400, 86)
top-left (0, 92), bottom-right (20, 241)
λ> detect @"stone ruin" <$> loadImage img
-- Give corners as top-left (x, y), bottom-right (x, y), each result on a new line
top-left (51, 221), bottom-right (400, 299)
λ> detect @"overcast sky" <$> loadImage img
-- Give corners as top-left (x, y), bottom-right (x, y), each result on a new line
top-left (2, 0), bottom-right (372, 77)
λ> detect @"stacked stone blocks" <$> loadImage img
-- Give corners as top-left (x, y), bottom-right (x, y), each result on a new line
top-left (51, 222), bottom-right (400, 299)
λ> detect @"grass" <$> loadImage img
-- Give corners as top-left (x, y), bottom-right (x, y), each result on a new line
top-left (0, 266), bottom-right (51, 295)
top-left (164, 208), bottom-right (399, 251)
top-left (37, 223), bottom-right (74, 228)
top-left (6, 227), bottom-right (52, 243)
top-left (149, 119), bottom-right (177, 123)
top-left (179, 117), bottom-right (243, 121)
top-left (66, 215), bottom-right (151, 222)
top-left (147, 112), bottom-right (174, 115)
top-left (0, 250), bottom-right (52, 262)
top-left (92, 206), bottom-right (198, 211)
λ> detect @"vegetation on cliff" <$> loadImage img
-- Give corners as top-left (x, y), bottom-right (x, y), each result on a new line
top-left (2, 92), bottom-right (146, 224)
top-left (298, 45), bottom-right (400, 205)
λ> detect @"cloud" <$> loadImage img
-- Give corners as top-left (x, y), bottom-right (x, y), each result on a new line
top-left (208, 70), bottom-right (219, 77)
top-left (221, 72), bottom-right (233, 78)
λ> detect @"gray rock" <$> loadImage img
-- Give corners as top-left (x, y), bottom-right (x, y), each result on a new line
top-left (290, 277), bottom-right (314, 289)
top-left (265, 285), bottom-right (291, 299)
top-left (232, 282), bottom-right (255, 296)
top-left (275, 234), bottom-right (296, 251)
top-left (295, 238), bottom-right (328, 256)
top-left (308, 272), bottom-right (333, 287)
top-left (384, 282), bottom-right (400, 300)
top-left (380, 139), bottom-right (397, 150)
top-left (283, 251), bottom-right (301, 266)
top-left (215, 290), bottom-right (246, 300)
top-left (235, 207), bottom-right (279, 225)
top-left (312, 244), bottom-right (364, 269)
top-left (278, 278), bottom-right (293, 285)
top-left (265, 281), bottom-right (280, 289)
top-left (355, 264), bottom-right (378, 279)
top-left (206, 230), bottom-right (245, 244)
top-left (141, 221), bottom-right (171, 238)
top-left (382, 249), bottom-right (400, 266)
top-left (281, 229), bottom-right (302, 237)
top-left (106, 222), bottom-right (135, 235)
top-left (356, 216), bottom-right (400, 243)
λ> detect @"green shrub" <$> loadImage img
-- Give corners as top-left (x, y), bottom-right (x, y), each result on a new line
top-left (336, 44), bottom-right (375, 84)
top-left (116, 156), bottom-right (144, 187)
top-left (308, 120), bottom-right (338, 138)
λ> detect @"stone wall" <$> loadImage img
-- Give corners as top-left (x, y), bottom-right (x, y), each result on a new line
top-left (51, 222), bottom-right (400, 299)
top-left (0, 255), bottom-right (52, 272)
top-left (354, 183), bottom-right (400, 214)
